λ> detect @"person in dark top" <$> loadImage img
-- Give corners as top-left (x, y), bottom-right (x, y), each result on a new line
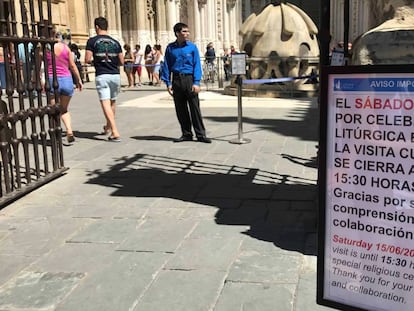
top-left (161, 22), bottom-right (211, 143)
top-left (205, 42), bottom-right (216, 65)
top-left (85, 16), bottom-right (124, 141)
top-left (204, 42), bottom-right (216, 83)
top-left (69, 43), bottom-right (84, 84)
top-left (222, 47), bottom-right (231, 81)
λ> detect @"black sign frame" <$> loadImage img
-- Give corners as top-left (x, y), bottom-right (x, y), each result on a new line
top-left (317, 64), bottom-right (414, 311)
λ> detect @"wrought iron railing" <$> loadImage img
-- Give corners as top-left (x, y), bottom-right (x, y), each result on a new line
top-left (0, 0), bottom-right (67, 206)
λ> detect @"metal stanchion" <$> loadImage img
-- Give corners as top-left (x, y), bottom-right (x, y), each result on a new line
top-left (230, 75), bottom-right (251, 144)
top-left (218, 58), bottom-right (223, 88)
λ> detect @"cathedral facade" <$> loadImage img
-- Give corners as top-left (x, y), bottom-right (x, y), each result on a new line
top-left (65, 0), bottom-right (280, 53)
top-left (8, 1), bottom-right (380, 55)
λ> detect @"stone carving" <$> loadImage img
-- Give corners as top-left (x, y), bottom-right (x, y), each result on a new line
top-left (238, 1), bottom-right (319, 91)
top-left (120, 0), bottom-right (129, 15)
top-left (227, 0), bottom-right (236, 9)
top-left (147, 0), bottom-right (155, 18)
top-left (198, 0), bottom-right (207, 7)
top-left (352, 0), bottom-right (414, 65)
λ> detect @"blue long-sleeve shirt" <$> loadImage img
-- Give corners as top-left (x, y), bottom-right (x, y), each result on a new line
top-left (161, 40), bottom-right (202, 87)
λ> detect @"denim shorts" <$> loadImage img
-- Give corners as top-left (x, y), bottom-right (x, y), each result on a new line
top-left (153, 64), bottom-right (161, 74)
top-left (49, 76), bottom-right (74, 96)
top-left (95, 74), bottom-right (121, 101)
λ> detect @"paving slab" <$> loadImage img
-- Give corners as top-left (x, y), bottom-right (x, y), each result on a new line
top-left (135, 269), bottom-right (226, 311)
top-left (214, 282), bottom-right (295, 311)
top-left (117, 218), bottom-right (197, 253)
top-left (55, 252), bottom-right (171, 311)
top-left (227, 251), bottom-right (303, 284)
top-left (67, 218), bottom-right (139, 244)
top-left (0, 217), bottom-right (91, 256)
top-left (0, 271), bottom-right (84, 310)
top-left (166, 235), bottom-right (243, 271)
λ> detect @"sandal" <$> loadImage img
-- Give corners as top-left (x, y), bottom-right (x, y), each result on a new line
top-left (108, 136), bottom-right (121, 142)
top-left (101, 125), bottom-right (111, 135)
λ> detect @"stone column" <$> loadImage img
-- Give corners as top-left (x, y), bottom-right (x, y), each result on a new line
top-left (167, 0), bottom-right (177, 39)
top-left (157, 0), bottom-right (169, 47)
top-left (129, 0), bottom-right (138, 43)
top-left (86, 0), bottom-right (97, 36)
top-left (207, 0), bottom-right (214, 40)
top-left (113, 0), bottom-right (122, 42)
top-left (135, 0), bottom-right (149, 47)
top-left (200, 4), bottom-right (206, 47)
top-left (351, 0), bottom-right (371, 41)
top-left (120, 0), bottom-right (132, 45)
top-left (222, 0), bottom-right (230, 49)
top-left (228, 0), bottom-right (236, 47)
top-left (136, 0), bottom-right (146, 29)
top-left (147, 0), bottom-right (156, 44)
top-left (193, 1), bottom-right (201, 46)
top-left (67, 0), bottom-right (89, 45)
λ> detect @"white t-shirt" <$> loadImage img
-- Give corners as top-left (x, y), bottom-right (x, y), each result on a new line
top-left (134, 50), bottom-right (144, 65)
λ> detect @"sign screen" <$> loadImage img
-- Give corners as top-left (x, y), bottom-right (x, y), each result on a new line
top-left (318, 67), bottom-right (414, 311)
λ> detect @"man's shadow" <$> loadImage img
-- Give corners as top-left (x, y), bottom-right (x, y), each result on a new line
top-left (281, 153), bottom-right (318, 168)
top-left (86, 153), bottom-right (318, 255)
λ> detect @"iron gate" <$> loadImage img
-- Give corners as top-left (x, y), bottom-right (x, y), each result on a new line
top-left (0, 0), bottom-right (67, 206)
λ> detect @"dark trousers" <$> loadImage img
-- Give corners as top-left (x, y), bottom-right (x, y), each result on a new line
top-left (72, 61), bottom-right (84, 84)
top-left (172, 74), bottom-right (206, 138)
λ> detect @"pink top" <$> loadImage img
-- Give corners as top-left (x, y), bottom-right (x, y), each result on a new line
top-left (47, 44), bottom-right (71, 77)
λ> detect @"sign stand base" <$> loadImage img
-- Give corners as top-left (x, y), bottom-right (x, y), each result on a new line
top-left (229, 137), bottom-right (251, 144)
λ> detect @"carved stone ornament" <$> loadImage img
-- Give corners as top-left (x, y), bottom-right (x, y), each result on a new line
top-left (120, 0), bottom-right (130, 15)
top-left (147, 0), bottom-right (155, 18)
top-left (352, 0), bottom-right (414, 65)
top-left (239, 2), bottom-right (319, 87)
top-left (227, 0), bottom-right (236, 9)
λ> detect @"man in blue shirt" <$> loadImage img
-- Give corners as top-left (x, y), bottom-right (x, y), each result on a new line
top-left (161, 22), bottom-right (211, 143)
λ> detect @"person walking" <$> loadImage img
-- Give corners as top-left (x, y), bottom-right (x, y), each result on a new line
top-left (85, 16), bottom-right (123, 142)
top-left (47, 30), bottom-right (83, 143)
top-left (161, 22), bottom-right (211, 143)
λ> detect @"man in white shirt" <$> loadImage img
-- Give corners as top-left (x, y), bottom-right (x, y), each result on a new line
top-left (132, 44), bottom-right (144, 86)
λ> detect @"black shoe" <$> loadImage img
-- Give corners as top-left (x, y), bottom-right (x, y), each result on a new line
top-left (173, 135), bottom-right (193, 142)
top-left (197, 136), bottom-right (212, 143)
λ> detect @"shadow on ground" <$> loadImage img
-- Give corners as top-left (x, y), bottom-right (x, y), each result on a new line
top-left (205, 100), bottom-right (318, 142)
top-left (131, 135), bottom-right (174, 142)
top-left (72, 130), bottom-right (108, 141)
top-left (86, 153), bottom-right (318, 255)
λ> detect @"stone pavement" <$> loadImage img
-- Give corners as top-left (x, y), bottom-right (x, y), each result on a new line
top-left (0, 80), bottom-right (336, 310)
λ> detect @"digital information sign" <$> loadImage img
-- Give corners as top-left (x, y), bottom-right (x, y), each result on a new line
top-left (318, 66), bottom-right (414, 311)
